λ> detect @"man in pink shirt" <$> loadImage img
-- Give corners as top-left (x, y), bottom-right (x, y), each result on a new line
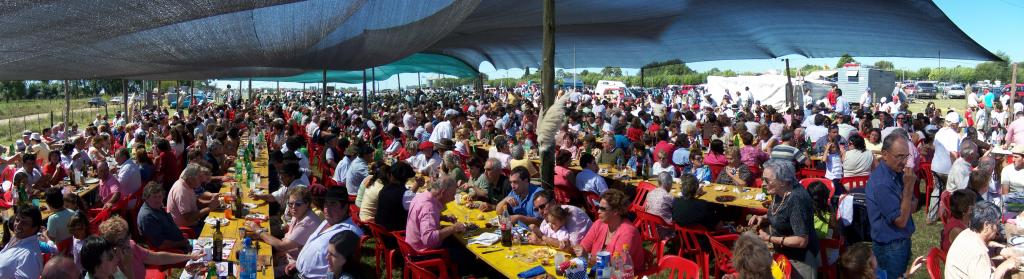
top-left (405, 176), bottom-right (466, 251)
top-left (1005, 111), bottom-right (1024, 148)
top-left (166, 164), bottom-right (219, 230)
top-left (96, 162), bottom-right (121, 209)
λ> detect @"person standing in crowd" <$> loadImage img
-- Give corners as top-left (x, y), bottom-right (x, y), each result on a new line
top-left (866, 131), bottom-right (917, 279)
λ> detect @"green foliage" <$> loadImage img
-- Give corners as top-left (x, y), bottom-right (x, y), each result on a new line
top-left (836, 53), bottom-right (857, 68)
top-left (600, 66), bottom-right (623, 77)
top-left (873, 60), bottom-right (894, 71)
top-left (643, 59), bottom-right (693, 76)
top-left (799, 64), bottom-right (825, 73)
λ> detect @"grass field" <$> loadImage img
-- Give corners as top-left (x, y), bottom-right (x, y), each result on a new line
top-left (0, 97), bottom-right (92, 119)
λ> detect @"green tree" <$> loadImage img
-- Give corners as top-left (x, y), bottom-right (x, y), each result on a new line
top-left (799, 64), bottom-right (824, 73)
top-left (873, 60), bottom-right (894, 71)
top-left (600, 66), bottom-right (623, 77)
top-left (836, 54), bottom-right (857, 68)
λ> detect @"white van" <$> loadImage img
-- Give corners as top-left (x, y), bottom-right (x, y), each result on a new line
top-left (594, 80), bottom-right (627, 101)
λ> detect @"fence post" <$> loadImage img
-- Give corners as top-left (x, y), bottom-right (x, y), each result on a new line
top-left (50, 111), bottom-right (53, 127)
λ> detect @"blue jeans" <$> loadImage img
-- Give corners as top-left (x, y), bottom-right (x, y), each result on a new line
top-left (873, 238), bottom-right (911, 279)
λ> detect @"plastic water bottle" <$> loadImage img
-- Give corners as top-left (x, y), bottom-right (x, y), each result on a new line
top-left (619, 246), bottom-right (634, 279)
top-left (239, 238), bottom-right (258, 279)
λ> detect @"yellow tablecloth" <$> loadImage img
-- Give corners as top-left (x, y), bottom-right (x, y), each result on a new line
top-left (199, 147), bottom-right (274, 279)
top-left (442, 201), bottom-right (572, 278)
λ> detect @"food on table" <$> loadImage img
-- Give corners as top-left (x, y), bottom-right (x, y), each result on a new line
top-left (715, 195), bottom-right (737, 202)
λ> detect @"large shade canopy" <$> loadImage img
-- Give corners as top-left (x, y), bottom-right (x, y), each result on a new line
top-left (228, 53), bottom-right (478, 83)
top-left (0, 0), bottom-right (998, 80)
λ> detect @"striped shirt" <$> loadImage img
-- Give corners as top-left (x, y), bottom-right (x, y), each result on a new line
top-left (770, 144), bottom-right (806, 164)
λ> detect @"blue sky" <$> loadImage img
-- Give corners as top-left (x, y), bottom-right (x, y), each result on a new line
top-left (215, 0), bottom-right (1022, 90)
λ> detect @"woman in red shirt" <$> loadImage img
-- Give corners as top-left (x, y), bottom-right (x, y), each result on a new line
top-left (626, 118), bottom-right (645, 143)
top-left (153, 139), bottom-right (179, 191)
top-left (577, 189), bottom-right (648, 274)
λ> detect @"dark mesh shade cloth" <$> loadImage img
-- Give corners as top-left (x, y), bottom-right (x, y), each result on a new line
top-left (0, 0), bottom-right (998, 80)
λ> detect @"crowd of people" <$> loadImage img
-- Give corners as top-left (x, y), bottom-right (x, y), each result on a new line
top-left (0, 81), bottom-right (1021, 279)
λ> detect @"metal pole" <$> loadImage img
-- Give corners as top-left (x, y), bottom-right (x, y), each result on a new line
top-left (540, 0), bottom-right (555, 189)
top-left (397, 74), bottom-right (402, 91)
top-left (785, 59), bottom-right (794, 108)
top-left (362, 70), bottom-right (368, 113)
top-left (418, 72), bottom-right (422, 89)
top-left (122, 79), bottom-right (128, 115)
top-left (1010, 64), bottom-right (1018, 126)
top-left (640, 68), bottom-right (645, 88)
top-left (372, 68), bottom-right (377, 97)
top-left (63, 80), bottom-right (70, 124)
top-left (322, 67), bottom-right (328, 103)
top-left (248, 78), bottom-right (253, 101)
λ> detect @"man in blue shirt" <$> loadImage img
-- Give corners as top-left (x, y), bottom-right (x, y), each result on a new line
top-left (866, 130), bottom-right (917, 278)
top-left (497, 166), bottom-right (543, 228)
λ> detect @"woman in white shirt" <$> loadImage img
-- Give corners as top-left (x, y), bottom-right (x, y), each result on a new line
top-left (842, 135), bottom-right (874, 177)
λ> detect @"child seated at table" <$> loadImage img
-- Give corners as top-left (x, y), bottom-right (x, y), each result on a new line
top-left (528, 205), bottom-right (578, 250)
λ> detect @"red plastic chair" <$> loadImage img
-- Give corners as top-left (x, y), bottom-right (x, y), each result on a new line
top-left (366, 223), bottom-right (398, 279)
top-left (634, 211), bottom-right (672, 261)
top-left (800, 178), bottom-right (834, 204)
top-left (773, 253), bottom-right (792, 279)
top-left (553, 181), bottom-right (583, 206)
top-left (582, 191), bottom-right (602, 219)
top-left (656, 255), bottom-right (700, 279)
top-left (392, 231), bottom-right (457, 279)
top-left (630, 181), bottom-right (657, 214)
top-left (840, 176), bottom-right (870, 192)
top-left (708, 164), bottom-right (725, 182)
top-left (407, 259), bottom-right (441, 279)
top-left (797, 168), bottom-right (825, 179)
top-left (673, 225), bottom-right (711, 278)
top-left (926, 247), bottom-right (946, 279)
top-left (707, 236), bottom-right (735, 278)
top-left (818, 236), bottom-right (844, 279)
top-left (918, 165), bottom-right (936, 210)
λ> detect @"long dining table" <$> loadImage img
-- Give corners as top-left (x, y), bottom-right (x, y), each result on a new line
top-left (193, 141), bottom-right (275, 278)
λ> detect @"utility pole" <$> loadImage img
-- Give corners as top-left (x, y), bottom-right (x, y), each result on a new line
top-left (122, 79), bottom-right (128, 115)
top-left (322, 67), bottom-right (328, 103)
top-left (540, 0), bottom-right (555, 188)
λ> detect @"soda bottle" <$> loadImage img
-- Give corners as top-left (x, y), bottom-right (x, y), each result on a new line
top-left (239, 238), bottom-right (258, 279)
top-left (620, 245), bottom-right (634, 279)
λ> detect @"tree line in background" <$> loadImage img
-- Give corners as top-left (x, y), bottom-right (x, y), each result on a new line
top-left (477, 51), bottom-right (1022, 89)
top-left (0, 79), bottom-right (216, 102)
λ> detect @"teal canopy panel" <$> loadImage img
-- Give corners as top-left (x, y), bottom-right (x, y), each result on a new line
top-left (234, 53), bottom-right (478, 83)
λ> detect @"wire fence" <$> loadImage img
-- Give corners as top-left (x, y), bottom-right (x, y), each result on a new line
top-left (0, 106), bottom-right (114, 148)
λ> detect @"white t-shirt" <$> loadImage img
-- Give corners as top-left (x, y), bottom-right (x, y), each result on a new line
top-left (1001, 165), bottom-right (1024, 194)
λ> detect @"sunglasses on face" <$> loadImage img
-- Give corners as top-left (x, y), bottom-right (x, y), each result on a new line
top-left (287, 201), bottom-right (305, 207)
top-left (597, 206), bottom-right (608, 212)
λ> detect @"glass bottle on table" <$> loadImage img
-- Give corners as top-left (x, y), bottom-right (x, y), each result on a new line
top-left (225, 261), bottom-right (237, 279)
top-left (206, 261), bottom-right (218, 279)
top-left (212, 220), bottom-right (224, 262)
top-left (619, 245), bottom-right (634, 279)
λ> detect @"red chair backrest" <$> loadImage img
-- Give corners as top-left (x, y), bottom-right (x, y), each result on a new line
top-left (635, 211), bottom-right (671, 241)
top-left (773, 253), bottom-right (792, 279)
top-left (553, 182), bottom-right (582, 205)
top-left (798, 168), bottom-right (825, 179)
top-left (800, 178), bottom-right (834, 204)
top-left (926, 247), bottom-right (945, 279)
top-left (673, 225), bottom-right (711, 277)
top-left (657, 255), bottom-right (700, 279)
top-left (708, 237), bottom-right (735, 277)
top-left (630, 181), bottom-right (657, 213)
top-left (840, 175), bottom-right (869, 192)
top-left (582, 191), bottom-right (602, 219)
top-left (818, 236), bottom-right (844, 278)
top-left (708, 164), bottom-right (724, 182)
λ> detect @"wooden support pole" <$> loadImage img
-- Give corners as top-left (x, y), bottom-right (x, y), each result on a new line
top-left (540, 0), bottom-right (556, 188)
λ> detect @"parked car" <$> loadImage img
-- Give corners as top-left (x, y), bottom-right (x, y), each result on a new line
top-left (1003, 84), bottom-right (1024, 98)
top-left (87, 97), bottom-right (106, 107)
top-left (914, 81), bottom-right (938, 99)
top-left (109, 96), bottom-right (123, 104)
top-left (946, 85), bottom-right (966, 98)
